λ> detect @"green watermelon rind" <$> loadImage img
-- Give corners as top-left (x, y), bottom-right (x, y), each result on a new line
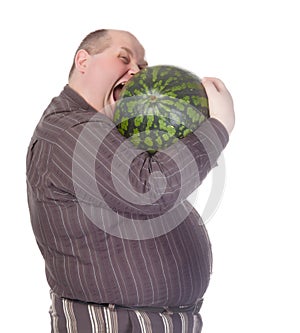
top-left (113, 65), bottom-right (210, 152)
top-left (114, 95), bottom-right (207, 132)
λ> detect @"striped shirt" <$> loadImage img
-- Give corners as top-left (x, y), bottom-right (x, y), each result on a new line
top-left (26, 85), bottom-right (228, 310)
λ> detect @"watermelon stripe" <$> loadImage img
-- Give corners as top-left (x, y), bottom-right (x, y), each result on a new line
top-left (113, 65), bottom-right (209, 152)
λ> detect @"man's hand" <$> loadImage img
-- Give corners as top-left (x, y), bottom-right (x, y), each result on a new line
top-left (202, 77), bottom-right (235, 134)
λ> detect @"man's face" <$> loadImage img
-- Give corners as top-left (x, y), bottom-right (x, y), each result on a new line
top-left (83, 30), bottom-right (148, 113)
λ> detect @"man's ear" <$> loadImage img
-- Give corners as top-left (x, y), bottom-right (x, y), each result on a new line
top-left (74, 49), bottom-right (90, 73)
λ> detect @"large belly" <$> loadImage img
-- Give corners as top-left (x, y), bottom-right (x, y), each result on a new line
top-left (88, 206), bottom-right (213, 307)
top-left (42, 204), bottom-right (212, 307)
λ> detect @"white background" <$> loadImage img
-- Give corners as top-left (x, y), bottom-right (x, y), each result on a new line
top-left (1, 0), bottom-right (299, 332)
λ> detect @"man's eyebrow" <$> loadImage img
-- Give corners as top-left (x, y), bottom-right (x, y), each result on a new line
top-left (120, 46), bottom-right (132, 55)
top-left (121, 47), bottom-right (148, 67)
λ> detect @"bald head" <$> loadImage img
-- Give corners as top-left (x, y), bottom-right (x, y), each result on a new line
top-left (68, 29), bottom-right (144, 80)
top-left (67, 29), bottom-right (147, 117)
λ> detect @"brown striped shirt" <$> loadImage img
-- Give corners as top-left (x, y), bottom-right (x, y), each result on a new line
top-left (26, 85), bottom-right (228, 308)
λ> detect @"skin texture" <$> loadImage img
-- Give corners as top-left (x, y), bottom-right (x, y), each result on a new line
top-left (69, 30), bottom-right (148, 119)
top-left (202, 77), bottom-right (235, 134)
top-left (69, 29), bottom-right (235, 134)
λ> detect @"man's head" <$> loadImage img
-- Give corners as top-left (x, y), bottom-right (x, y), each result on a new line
top-left (68, 29), bottom-right (148, 117)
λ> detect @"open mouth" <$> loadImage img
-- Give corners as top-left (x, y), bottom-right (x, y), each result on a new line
top-left (113, 82), bottom-right (126, 102)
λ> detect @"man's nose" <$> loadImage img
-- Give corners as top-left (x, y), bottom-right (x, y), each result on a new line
top-left (128, 63), bottom-right (140, 75)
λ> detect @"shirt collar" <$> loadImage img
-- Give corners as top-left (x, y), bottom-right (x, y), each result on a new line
top-left (61, 84), bottom-right (94, 111)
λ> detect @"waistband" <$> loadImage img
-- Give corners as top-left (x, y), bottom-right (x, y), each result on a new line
top-left (63, 297), bottom-right (203, 315)
top-left (52, 290), bottom-right (204, 315)
top-left (110, 298), bottom-right (203, 315)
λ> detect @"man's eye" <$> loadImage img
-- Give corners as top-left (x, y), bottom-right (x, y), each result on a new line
top-left (120, 56), bottom-right (130, 64)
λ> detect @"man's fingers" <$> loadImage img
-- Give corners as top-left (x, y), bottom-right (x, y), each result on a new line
top-left (202, 77), bottom-right (227, 93)
top-left (201, 77), bottom-right (217, 94)
top-left (200, 77), bottom-right (235, 134)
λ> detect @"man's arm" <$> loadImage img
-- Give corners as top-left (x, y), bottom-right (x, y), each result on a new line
top-left (50, 78), bottom-right (234, 216)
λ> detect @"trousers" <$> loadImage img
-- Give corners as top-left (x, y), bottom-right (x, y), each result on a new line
top-left (49, 291), bottom-right (203, 333)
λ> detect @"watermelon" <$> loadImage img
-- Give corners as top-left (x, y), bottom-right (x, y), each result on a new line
top-left (113, 65), bottom-right (209, 152)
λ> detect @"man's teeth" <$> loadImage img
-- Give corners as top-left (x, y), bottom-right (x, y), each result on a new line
top-left (113, 83), bottom-right (126, 101)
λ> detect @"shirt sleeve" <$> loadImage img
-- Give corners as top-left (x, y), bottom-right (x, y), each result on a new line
top-left (49, 113), bottom-right (229, 217)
